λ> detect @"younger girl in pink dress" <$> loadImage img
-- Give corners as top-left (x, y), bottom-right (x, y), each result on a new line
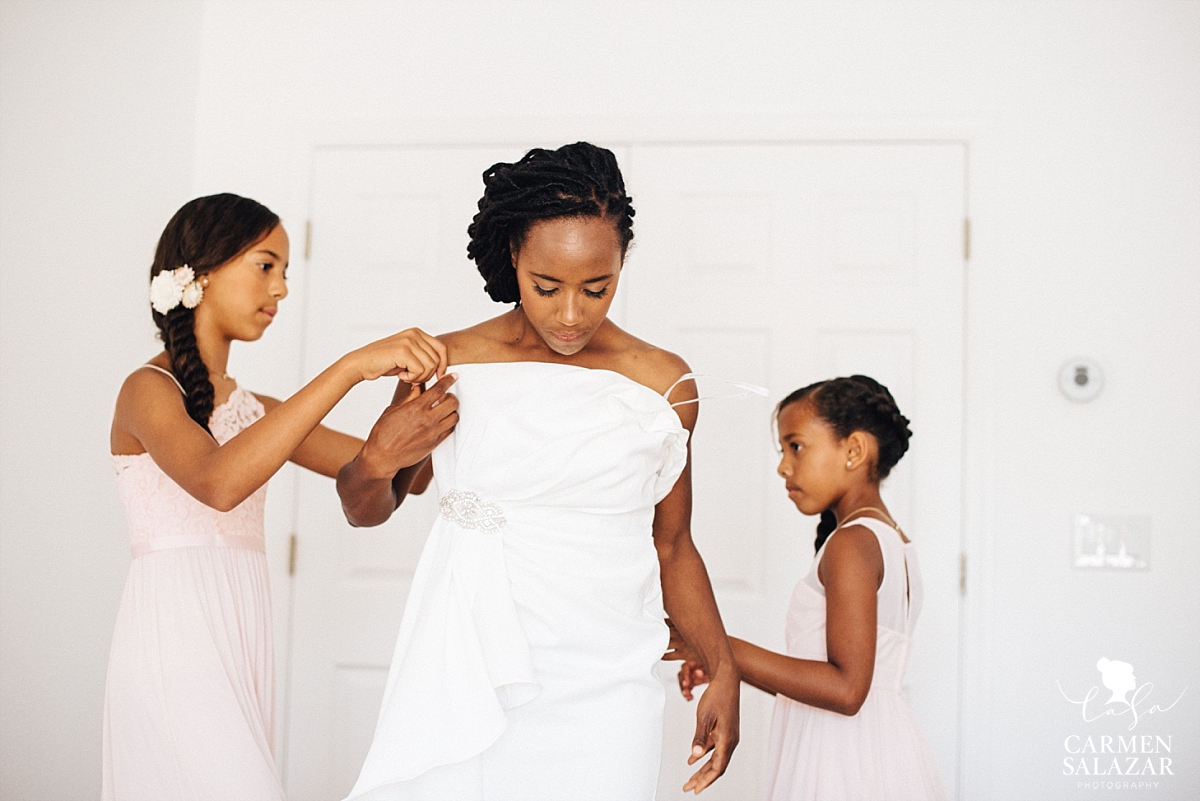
top-left (103, 194), bottom-right (458, 800)
top-left (669, 375), bottom-right (946, 801)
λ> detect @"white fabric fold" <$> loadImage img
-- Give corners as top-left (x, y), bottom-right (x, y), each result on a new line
top-left (348, 514), bottom-right (538, 792)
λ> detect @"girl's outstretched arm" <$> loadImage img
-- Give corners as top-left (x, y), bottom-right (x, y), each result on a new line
top-left (112, 328), bottom-right (447, 512)
top-left (670, 525), bottom-right (882, 716)
top-left (260, 374), bottom-right (456, 483)
top-left (252, 395), bottom-right (362, 478)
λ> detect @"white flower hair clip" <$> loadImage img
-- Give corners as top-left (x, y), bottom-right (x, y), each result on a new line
top-left (150, 265), bottom-right (204, 314)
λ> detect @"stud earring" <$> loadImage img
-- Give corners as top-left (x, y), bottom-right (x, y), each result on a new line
top-left (846, 460), bottom-right (853, 468)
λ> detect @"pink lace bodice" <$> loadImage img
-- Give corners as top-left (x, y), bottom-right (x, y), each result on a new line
top-left (111, 386), bottom-right (267, 555)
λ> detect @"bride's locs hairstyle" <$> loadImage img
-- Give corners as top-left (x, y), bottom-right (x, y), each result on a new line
top-left (149, 193), bottom-right (280, 433)
top-left (777, 376), bottom-right (913, 553)
top-left (466, 141), bottom-right (636, 303)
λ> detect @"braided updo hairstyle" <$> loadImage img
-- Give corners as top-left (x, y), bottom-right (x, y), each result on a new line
top-left (149, 193), bottom-right (280, 433)
top-left (467, 142), bottom-right (635, 303)
top-left (776, 375), bottom-right (913, 553)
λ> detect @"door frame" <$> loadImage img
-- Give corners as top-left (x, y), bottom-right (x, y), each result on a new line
top-left (269, 115), bottom-right (994, 800)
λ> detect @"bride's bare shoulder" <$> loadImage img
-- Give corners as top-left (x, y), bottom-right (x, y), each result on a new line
top-left (612, 336), bottom-right (698, 427)
top-left (438, 314), bottom-right (515, 365)
top-left (606, 328), bottom-right (692, 398)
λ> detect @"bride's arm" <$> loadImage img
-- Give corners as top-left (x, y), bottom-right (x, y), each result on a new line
top-left (653, 377), bottom-right (740, 795)
top-left (336, 374), bottom-right (459, 527)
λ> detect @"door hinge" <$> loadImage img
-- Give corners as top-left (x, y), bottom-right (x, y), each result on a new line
top-left (959, 553), bottom-right (967, 595)
top-left (304, 220), bottom-right (313, 260)
top-left (963, 217), bottom-right (971, 261)
top-left (288, 534), bottom-right (298, 576)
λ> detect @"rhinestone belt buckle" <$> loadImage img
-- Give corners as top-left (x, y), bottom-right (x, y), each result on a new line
top-left (439, 490), bottom-right (506, 534)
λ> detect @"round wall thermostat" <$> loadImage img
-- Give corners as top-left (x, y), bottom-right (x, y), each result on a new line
top-left (1059, 358), bottom-right (1104, 403)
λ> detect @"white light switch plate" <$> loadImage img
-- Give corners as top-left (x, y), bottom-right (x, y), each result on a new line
top-left (1073, 514), bottom-right (1150, 569)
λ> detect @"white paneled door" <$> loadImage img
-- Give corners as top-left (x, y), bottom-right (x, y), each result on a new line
top-left (284, 145), bottom-right (530, 798)
top-left (285, 143), bottom-right (964, 801)
top-left (622, 144), bottom-right (964, 800)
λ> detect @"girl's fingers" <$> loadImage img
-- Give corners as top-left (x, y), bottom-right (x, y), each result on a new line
top-left (384, 330), bottom-right (433, 382)
top-left (678, 666), bottom-right (691, 698)
top-left (405, 329), bottom-right (448, 379)
top-left (412, 342), bottom-right (441, 381)
top-left (409, 338), bottom-right (442, 381)
top-left (423, 333), bottom-right (450, 377)
top-left (397, 347), bottom-right (435, 383)
top-left (677, 661), bottom-right (707, 701)
top-left (407, 344), bottom-right (438, 382)
top-left (368, 328), bottom-right (447, 383)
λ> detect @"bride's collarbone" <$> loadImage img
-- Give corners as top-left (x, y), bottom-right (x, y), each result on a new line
top-left (441, 324), bottom-right (684, 397)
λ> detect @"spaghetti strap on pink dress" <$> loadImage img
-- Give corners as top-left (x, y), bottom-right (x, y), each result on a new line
top-left (102, 374), bottom-right (284, 801)
top-left (765, 517), bottom-right (947, 801)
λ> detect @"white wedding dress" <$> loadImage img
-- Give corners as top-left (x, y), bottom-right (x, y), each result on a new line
top-left (347, 361), bottom-right (690, 801)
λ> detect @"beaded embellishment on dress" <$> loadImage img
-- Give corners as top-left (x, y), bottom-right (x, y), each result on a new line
top-left (439, 489), bottom-right (507, 533)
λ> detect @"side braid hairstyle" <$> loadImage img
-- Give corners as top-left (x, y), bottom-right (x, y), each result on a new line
top-left (149, 194), bottom-right (280, 433)
top-left (466, 142), bottom-right (635, 303)
top-left (776, 375), bottom-right (913, 553)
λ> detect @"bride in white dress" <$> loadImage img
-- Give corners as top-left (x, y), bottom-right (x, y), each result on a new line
top-left (336, 142), bottom-right (741, 800)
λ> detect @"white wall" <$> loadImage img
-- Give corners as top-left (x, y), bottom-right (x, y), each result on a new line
top-left (0, 1), bottom-right (202, 797)
top-left (2, 2), bottom-right (1197, 799)
top-left (192, 4), bottom-right (1200, 798)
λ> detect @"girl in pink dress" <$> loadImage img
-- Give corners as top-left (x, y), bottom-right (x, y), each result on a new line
top-left (668, 376), bottom-right (946, 801)
top-left (103, 194), bottom-right (459, 800)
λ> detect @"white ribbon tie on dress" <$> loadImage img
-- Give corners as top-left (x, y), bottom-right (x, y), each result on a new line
top-left (664, 372), bottom-right (770, 407)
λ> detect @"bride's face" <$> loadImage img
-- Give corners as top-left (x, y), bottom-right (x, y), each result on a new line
top-left (512, 216), bottom-right (624, 356)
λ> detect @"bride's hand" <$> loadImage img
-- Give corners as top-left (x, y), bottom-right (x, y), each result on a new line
top-left (357, 374), bottom-right (459, 479)
top-left (684, 668), bottom-right (739, 794)
top-left (664, 617), bottom-right (739, 793)
top-left (347, 328), bottom-right (448, 384)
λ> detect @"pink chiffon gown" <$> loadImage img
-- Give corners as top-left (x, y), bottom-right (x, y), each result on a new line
top-left (765, 517), bottom-right (947, 801)
top-left (102, 366), bottom-right (284, 801)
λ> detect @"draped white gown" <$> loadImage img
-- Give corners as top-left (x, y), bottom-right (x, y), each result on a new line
top-left (347, 361), bottom-right (689, 801)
